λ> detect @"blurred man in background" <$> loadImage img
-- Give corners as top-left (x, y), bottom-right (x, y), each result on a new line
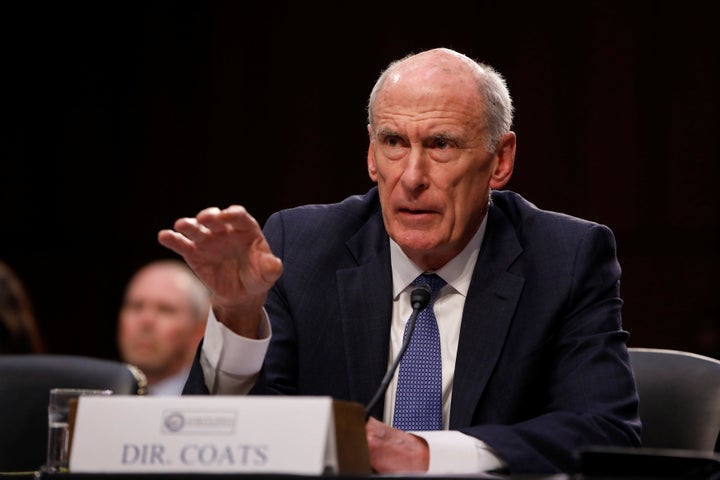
top-left (117, 259), bottom-right (210, 395)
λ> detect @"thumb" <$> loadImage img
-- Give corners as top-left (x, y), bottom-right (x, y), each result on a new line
top-left (259, 253), bottom-right (283, 284)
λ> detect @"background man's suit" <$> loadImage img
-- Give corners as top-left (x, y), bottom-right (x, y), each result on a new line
top-left (184, 186), bottom-right (641, 473)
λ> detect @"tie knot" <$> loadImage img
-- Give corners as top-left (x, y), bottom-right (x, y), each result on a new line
top-left (414, 273), bottom-right (446, 301)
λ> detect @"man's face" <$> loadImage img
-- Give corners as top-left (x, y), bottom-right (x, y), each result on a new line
top-left (117, 266), bottom-right (201, 378)
top-left (367, 59), bottom-right (514, 270)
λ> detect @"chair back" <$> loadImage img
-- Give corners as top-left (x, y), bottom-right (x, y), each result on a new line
top-left (0, 354), bottom-right (147, 473)
top-left (628, 347), bottom-right (720, 452)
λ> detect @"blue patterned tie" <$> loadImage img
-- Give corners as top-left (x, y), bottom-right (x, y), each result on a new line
top-left (393, 273), bottom-right (446, 431)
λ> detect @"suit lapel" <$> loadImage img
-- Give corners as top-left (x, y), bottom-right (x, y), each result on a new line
top-left (450, 204), bottom-right (525, 428)
top-left (336, 213), bottom-right (393, 417)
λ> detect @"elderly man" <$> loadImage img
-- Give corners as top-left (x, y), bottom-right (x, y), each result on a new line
top-left (158, 48), bottom-right (640, 474)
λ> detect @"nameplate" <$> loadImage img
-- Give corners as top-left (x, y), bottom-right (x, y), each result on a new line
top-left (69, 395), bottom-right (367, 475)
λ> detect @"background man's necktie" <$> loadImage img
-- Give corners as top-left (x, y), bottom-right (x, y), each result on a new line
top-left (393, 273), bottom-right (446, 431)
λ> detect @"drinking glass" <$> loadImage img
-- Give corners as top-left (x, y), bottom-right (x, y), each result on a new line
top-left (42, 387), bottom-right (113, 473)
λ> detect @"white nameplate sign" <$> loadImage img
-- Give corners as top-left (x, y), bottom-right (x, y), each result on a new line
top-left (69, 395), bottom-right (340, 474)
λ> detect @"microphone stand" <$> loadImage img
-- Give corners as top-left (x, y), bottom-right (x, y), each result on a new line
top-left (364, 284), bottom-right (431, 419)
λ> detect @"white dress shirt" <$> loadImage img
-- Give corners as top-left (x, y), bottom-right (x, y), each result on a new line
top-left (199, 216), bottom-right (505, 473)
top-left (147, 367), bottom-right (192, 396)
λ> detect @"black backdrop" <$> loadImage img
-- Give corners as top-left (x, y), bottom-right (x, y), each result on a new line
top-left (2, 1), bottom-right (718, 360)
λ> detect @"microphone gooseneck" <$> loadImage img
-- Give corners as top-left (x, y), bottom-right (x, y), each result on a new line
top-left (364, 283), bottom-right (432, 419)
top-left (410, 284), bottom-right (431, 311)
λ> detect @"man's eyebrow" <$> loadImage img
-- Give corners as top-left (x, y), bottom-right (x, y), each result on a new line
top-left (432, 132), bottom-right (456, 141)
top-left (427, 131), bottom-right (464, 146)
top-left (376, 127), bottom-right (399, 137)
top-left (374, 128), bottom-right (460, 144)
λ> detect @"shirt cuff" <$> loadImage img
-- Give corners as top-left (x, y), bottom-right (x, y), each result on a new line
top-left (200, 307), bottom-right (271, 394)
top-left (411, 430), bottom-right (506, 474)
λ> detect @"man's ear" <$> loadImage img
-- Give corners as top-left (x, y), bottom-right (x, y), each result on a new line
top-left (367, 124), bottom-right (378, 182)
top-left (489, 132), bottom-right (516, 189)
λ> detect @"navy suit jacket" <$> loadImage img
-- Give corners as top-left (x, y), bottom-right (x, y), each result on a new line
top-left (184, 187), bottom-right (641, 474)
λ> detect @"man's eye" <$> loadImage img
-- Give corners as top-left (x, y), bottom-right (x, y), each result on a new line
top-left (384, 136), bottom-right (401, 147)
top-left (430, 137), bottom-right (455, 150)
top-left (123, 302), bottom-right (143, 313)
top-left (158, 305), bottom-right (177, 315)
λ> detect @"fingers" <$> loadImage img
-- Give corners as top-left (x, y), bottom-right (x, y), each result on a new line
top-left (199, 205), bottom-right (261, 235)
top-left (158, 206), bottom-right (260, 248)
top-left (157, 229), bottom-right (194, 257)
top-left (157, 211), bottom-right (218, 258)
top-left (194, 206), bottom-right (233, 232)
top-left (172, 217), bottom-right (213, 243)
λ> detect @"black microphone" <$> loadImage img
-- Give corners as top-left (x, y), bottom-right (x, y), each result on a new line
top-left (364, 283), bottom-right (432, 419)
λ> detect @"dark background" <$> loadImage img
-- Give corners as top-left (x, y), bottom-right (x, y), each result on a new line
top-left (2, 1), bottom-right (718, 361)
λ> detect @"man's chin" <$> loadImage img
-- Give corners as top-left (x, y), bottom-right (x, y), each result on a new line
top-left (393, 231), bottom-right (440, 252)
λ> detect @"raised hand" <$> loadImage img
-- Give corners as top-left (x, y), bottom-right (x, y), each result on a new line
top-left (157, 205), bottom-right (283, 337)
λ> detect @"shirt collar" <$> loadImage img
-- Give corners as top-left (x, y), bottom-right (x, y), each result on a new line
top-left (390, 214), bottom-right (487, 299)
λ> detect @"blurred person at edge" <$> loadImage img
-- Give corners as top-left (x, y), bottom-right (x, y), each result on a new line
top-left (117, 259), bottom-right (210, 395)
top-left (0, 260), bottom-right (45, 354)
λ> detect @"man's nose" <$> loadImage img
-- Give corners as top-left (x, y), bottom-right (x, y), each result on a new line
top-left (400, 147), bottom-right (430, 191)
